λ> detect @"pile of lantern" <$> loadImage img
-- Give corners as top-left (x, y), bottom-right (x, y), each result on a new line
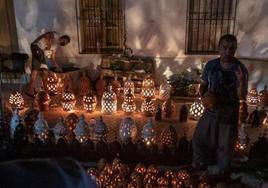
top-left (9, 92), bottom-right (24, 110)
top-left (101, 85), bottom-right (117, 114)
top-left (189, 98), bottom-right (204, 120)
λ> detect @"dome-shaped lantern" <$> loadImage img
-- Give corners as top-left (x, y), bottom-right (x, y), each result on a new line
top-left (101, 85), bottom-right (117, 114)
top-left (83, 91), bottom-right (97, 113)
top-left (119, 116), bottom-right (137, 143)
top-left (61, 90), bottom-right (76, 111)
top-left (53, 116), bottom-right (69, 142)
top-left (247, 85), bottom-right (258, 105)
top-left (162, 98), bottom-right (176, 119)
top-left (141, 98), bottom-right (155, 117)
top-left (124, 76), bottom-right (135, 96)
top-left (160, 125), bottom-right (178, 147)
top-left (141, 118), bottom-right (156, 146)
top-left (74, 115), bottom-right (90, 143)
top-left (9, 91), bottom-right (24, 110)
top-left (33, 112), bottom-right (49, 142)
top-left (94, 116), bottom-right (108, 141)
top-left (122, 88), bottom-right (136, 114)
top-left (189, 98), bottom-right (204, 120)
top-left (141, 76), bottom-right (155, 99)
top-left (65, 113), bottom-right (79, 132)
top-left (159, 80), bottom-right (171, 101)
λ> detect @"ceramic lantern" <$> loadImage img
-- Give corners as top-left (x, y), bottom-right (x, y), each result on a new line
top-left (35, 90), bottom-right (51, 111)
top-left (141, 98), bottom-right (155, 117)
top-left (9, 91), bottom-right (24, 110)
top-left (119, 116), bottom-right (137, 143)
top-left (83, 92), bottom-right (97, 112)
top-left (33, 112), bottom-right (49, 142)
top-left (101, 85), bottom-right (117, 114)
top-left (94, 116), bottom-right (108, 141)
top-left (74, 115), bottom-right (90, 143)
top-left (112, 75), bottom-right (121, 96)
top-left (65, 113), bottom-right (79, 132)
top-left (247, 85), bottom-right (258, 105)
top-left (79, 72), bottom-right (91, 96)
top-left (46, 72), bottom-right (58, 95)
top-left (159, 80), bottom-right (171, 100)
top-left (160, 125), bottom-right (178, 147)
top-left (24, 103), bottom-right (39, 136)
top-left (53, 116), bottom-right (69, 142)
top-left (61, 90), bottom-right (76, 111)
top-left (122, 88), bottom-right (136, 114)
top-left (10, 109), bottom-right (23, 139)
top-left (124, 76), bottom-right (135, 96)
top-left (96, 74), bottom-right (106, 97)
top-left (189, 98), bottom-right (204, 120)
top-left (258, 85), bottom-right (268, 106)
top-left (162, 98), bottom-right (176, 119)
top-left (141, 76), bottom-right (155, 99)
top-left (141, 118), bottom-right (156, 146)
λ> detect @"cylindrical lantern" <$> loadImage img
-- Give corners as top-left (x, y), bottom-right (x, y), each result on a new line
top-left (124, 76), bottom-right (135, 96)
top-left (247, 86), bottom-right (258, 105)
top-left (258, 85), bottom-right (268, 106)
top-left (141, 77), bottom-right (155, 99)
top-left (74, 115), bottom-right (90, 143)
top-left (53, 117), bottom-right (69, 142)
top-left (159, 81), bottom-right (171, 100)
top-left (94, 116), bottom-right (108, 141)
top-left (162, 98), bottom-right (176, 119)
top-left (119, 116), bottom-right (137, 143)
top-left (35, 90), bottom-right (51, 111)
top-left (160, 125), bottom-right (178, 147)
top-left (46, 72), bottom-right (58, 95)
top-left (65, 113), bottom-right (79, 132)
top-left (83, 92), bottom-right (97, 112)
top-left (9, 92), bottom-right (24, 110)
top-left (61, 90), bottom-right (76, 111)
top-left (122, 88), bottom-right (136, 114)
top-left (141, 118), bottom-right (156, 145)
top-left (101, 85), bottom-right (117, 114)
top-left (112, 75), bottom-right (121, 96)
top-left (141, 98), bottom-right (155, 117)
top-left (10, 109), bottom-right (23, 139)
top-left (34, 112), bottom-right (49, 142)
top-left (189, 98), bottom-right (204, 120)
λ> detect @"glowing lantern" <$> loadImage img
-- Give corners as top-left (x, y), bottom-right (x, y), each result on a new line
top-left (258, 85), bottom-right (268, 106)
top-left (235, 124), bottom-right (249, 152)
top-left (119, 116), bottom-right (137, 143)
top-left (9, 92), bottom-right (24, 110)
top-left (189, 98), bottom-right (204, 120)
top-left (247, 86), bottom-right (258, 105)
top-left (10, 109), bottom-right (23, 139)
top-left (134, 163), bottom-right (147, 176)
top-left (159, 80), bottom-right (171, 100)
top-left (65, 113), bottom-right (79, 132)
top-left (157, 176), bottom-right (169, 187)
top-left (83, 92), bottom-right (97, 112)
top-left (33, 112), bottom-right (49, 142)
top-left (112, 75), bottom-right (121, 96)
top-left (94, 116), bottom-right (108, 141)
top-left (124, 76), bottom-right (135, 95)
top-left (101, 85), bottom-right (117, 114)
top-left (53, 117), bottom-right (69, 142)
top-left (160, 125), bottom-right (178, 147)
top-left (46, 72), bottom-right (58, 95)
top-left (177, 170), bottom-right (190, 181)
top-left (162, 98), bottom-right (176, 119)
top-left (141, 118), bottom-right (156, 145)
top-left (141, 76), bottom-right (155, 99)
top-left (35, 90), bottom-right (51, 111)
top-left (141, 98), bottom-right (155, 117)
top-left (61, 90), bottom-right (76, 111)
top-left (122, 88), bottom-right (136, 114)
top-left (74, 115), bottom-right (90, 143)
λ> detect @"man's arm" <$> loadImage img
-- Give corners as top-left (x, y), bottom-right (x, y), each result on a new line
top-left (51, 50), bottom-right (62, 72)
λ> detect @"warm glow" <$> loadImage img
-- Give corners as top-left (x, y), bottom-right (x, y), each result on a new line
top-left (61, 91), bottom-right (76, 111)
top-left (9, 92), bottom-right (24, 110)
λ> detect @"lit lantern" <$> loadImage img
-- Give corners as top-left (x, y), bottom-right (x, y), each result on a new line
top-left (177, 170), bottom-right (190, 181)
top-left (9, 91), bottom-right (24, 110)
top-left (157, 176), bottom-right (169, 187)
top-left (35, 90), bottom-right (51, 111)
top-left (141, 98), bottom-right (155, 117)
top-left (160, 125), bottom-right (178, 147)
top-left (10, 109), bottom-right (23, 139)
top-left (247, 86), bottom-right (258, 105)
top-left (164, 169), bottom-right (176, 179)
top-left (122, 88), bottom-right (136, 114)
top-left (101, 85), bottom-right (117, 114)
top-left (162, 98), bottom-right (176, 119)
top-left (258, 85), bottom-right (268, 106)
top-left (65, 113), bottom-right (79, 132)
top-left (141, 118), bottom-right (156, 145)
top-left (124, 76), bottom-right (135, 96)
top-left (74, 115), bottom-right (90, 143)
top-left (33, 112), bottom-right (49, 142)
top-left (83, 92), bottom-right (97, 112)
top-left (112, 75), bottom-right (121, 96)
top-left (235, 124), bottom-right (249, 152)
top-left (189, 98), bottom-right (204, 120)
top-left (24, 103), bottom-right (39, 135)
top-left (198, 182), bottom-right (211, 188)
top-left (94, 116), bottom-right (108, 141)
top-left (134, 163), bottom-right (147, 176)
top-left (119, 116), bottom-right (137, 143)
top-left (79, 71), bottom-right (91, 96)
top-left (141, 76), bottom-right (155, 99)
top-left (87, 168), bottom-right (99, 182)
top-left (61, 90), bottom-right (76, 111)
top-left (53, 117), bottom-right (69, 142)
top-left (159, 80), bottom-right (171, 100)
top-left (46, 72), bottom-right (58, 95)
top-left (171, 177), bottom-right (183, 188)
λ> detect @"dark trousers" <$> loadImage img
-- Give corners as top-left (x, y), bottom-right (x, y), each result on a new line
top-left (31, 43), bottom-right (45, 70)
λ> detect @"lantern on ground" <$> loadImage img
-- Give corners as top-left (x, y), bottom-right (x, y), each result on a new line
top-left (83, 92), bottom-right (97, 112)
top-left (141, 76), bottom-right (155, 99)
top-left (101, 85), bottom-right (117, 114)
top-left (74, 115), bottom-right (90, 143)
top-left (119, 116), bottom-right (137, 143)
top-left (94, 116), bottom-right (108, 141)
top-left (160, 125), bottom-right (178, 147)
top-left (258, 85), bottom-right (268, 106)
top-left (24, 103), bottom-right (39, 136)
top-left (122, 88), bottom-right (136, 114)
top-left (235, 124), bottom-right (249, 152)
top-left (189, 98), bottom-right (204, 120)
top-left (141, 98), bottom-right (155, 117)
top-left (247, 85), bottom-right (258, 105)
top-left (79, 71), bottom-right (91, 96)
top-left (53, 117), bottom-right (69, 142)
top-left (10, 109), bottom-right (23, 139)
top-left (65, 113), bottom-right (79, 132)
top-left (141, 118), bottom-right (156, 146)
top-left (35, 90), bottom-right (51, 111)
top-left (34, 112), bottom-right (49, 142)
top-left (124, 76), bottom-right (135, 95)
top-left (162, 98), bottom-right (176, 119)
top-left (159, 80), bottom-right (171, 100)
top-left (112, 75), bottom-right (121, 96)
top-left (61, 90), bottom-right (76, 111)
top-left (46, 72), bottom-right (58, 95)
top-left (9, 91), bottom-right (24, 110)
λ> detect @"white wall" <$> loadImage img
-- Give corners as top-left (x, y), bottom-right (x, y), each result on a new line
top-left (13, 0), bottom-right (268, 87)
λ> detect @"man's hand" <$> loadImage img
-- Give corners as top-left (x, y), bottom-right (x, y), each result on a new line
top-left (201, 91), bottom-right (216, 109)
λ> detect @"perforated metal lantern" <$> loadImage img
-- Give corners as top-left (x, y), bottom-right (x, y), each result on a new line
top-left (141, 118), bottom-right (156, 146)
top-left (162, 98), bottom-right (176, 119)
top-left (10, 109), bottom-right (23, 139)
top-left (46, 72), bottom-right (58, 95)
top-left (122, 88), bottom-right (136, 114)
top-left (189, 98), bottom-right (204, 120)
top-left (258, 85), bottom-right (268, 106)
top-left (119, 117), bottom-right (137, 143)
top-left (160, 125), bottom-right (178, 147)
top-left (124, 77), bottom-right (135, 96)
top-left (83, 92), bottom-right (97, 113)
top-left (53, 117), bottom-right (69, 142)
top-left (159, 81), bottom-right (171, 101)
top-left (235, 125), bottom-right (249, 152)
top-left (141, 98), bottom-right (155, 117)
top-left (33, 112), bottom-right (49, 142)
top-left (61, 90), bottom-right (76, 111)
top-left (247, 86), bottom-right (258, 105)
top-left (65, 113), bottom-right (79, 132)
top-left (9, 92), bottom-right (24, 110)
top-left (101, 85), bottom-right (117, 114)
top-left (94, 116), bottom-right (108, 141)
top-left (74, 115), bottom-right (90, 143)
top-left (141, 77), bottom-right (155, 99)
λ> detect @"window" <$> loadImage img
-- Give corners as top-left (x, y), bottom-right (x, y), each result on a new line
top-left (76, 0), bottom-right (125, 54)
top-left (186, 0), bottom-right (237, 54)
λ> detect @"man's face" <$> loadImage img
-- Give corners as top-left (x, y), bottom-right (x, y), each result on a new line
top-left (219, 39), bottom-right (237, 62)
top-left (59, 38), bottom-right (69, 46)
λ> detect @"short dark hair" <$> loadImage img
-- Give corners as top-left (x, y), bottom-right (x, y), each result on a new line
top-left (60, 35), bottom-right (70, 43)
top-left (218, 34), bottom-right (237, 47)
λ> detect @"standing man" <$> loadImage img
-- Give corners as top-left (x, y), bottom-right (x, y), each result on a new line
top-left (192, 34), bottom-right (248, 175)
top-left (26, 31), bottom-right (70, 97)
